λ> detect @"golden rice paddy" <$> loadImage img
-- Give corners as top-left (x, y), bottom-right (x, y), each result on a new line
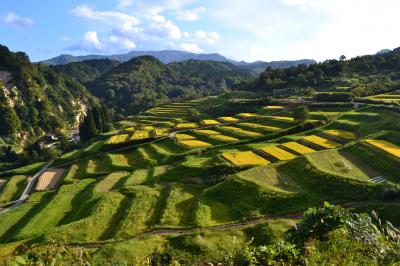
top-left (105, 134), bottom-right (129, 144)
top-left (217, 116), bottom-right (240, 123)
top-left (222, 151), bottom-right (270, 166)
top-left (260, 146), bottom-right (296, 161)
top-left (365, 139), bottom-right (400, 158)
top-left (324, 129), bottom-right (356, 140)
top-left (281, 142), bottom-right (316, 155)
top-left (200, 119), bottom-right (221, 126)
top-left (175, 134), bottom-right (196, 140)
top-left (179, 140), bottom-right (212, 148)
top-left (303, 135), bottom-right (342, 149)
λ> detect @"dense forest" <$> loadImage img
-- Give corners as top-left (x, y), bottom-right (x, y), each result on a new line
top-left (87, 56), bottom-right (252, 114)
top-left (255, 48), bottom-right (400, 98)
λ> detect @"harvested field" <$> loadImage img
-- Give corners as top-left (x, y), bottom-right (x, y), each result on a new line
top-left (223, 151), bottom-right (270, 166)
top-left (36, 168), bottom-right (65, 191)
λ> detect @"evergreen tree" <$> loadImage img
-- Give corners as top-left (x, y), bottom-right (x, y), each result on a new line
top-left (79, 110), bottom-right (99, 141)
top-left (92, 105), bottom-right (104, 133)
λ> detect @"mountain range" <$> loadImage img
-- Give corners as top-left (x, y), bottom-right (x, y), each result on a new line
top-left (40, 50), bottom-right (317, 75)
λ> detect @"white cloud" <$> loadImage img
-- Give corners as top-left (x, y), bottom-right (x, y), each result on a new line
top-left (195, 30), bottom-right (220, 45)
top-left (176, 7), bottom-right (206, 21)
top-left (180, 43), bottom-right (203, 53)
top-left (2, 12), bottom-right (34, 29)
top-left (83, 31), bottom-right (102, 50)
top-left (117, 0), bottom-right (195, 11)
top-left (68, 30), bottom-right (136, 53)
top-left (71, 5), bottom-right (139, 26)
top-left (145, 12), bottom-right (182, 39)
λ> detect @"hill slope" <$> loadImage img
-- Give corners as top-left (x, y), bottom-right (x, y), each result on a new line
top-left (0, 45), bottom-right (97, 147)
top-left (88, 56), bottom-right (252, 113)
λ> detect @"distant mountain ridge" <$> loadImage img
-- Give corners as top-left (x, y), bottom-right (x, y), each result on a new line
top-left (40, 50), bottom-right (316, 75)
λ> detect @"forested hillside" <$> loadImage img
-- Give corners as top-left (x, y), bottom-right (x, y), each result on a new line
top-left (51, 59), bottom-right (120, 84)
top-left (0, 45), bottom-right (97, 147)
top-left (88, 56), bottom-right (252, 113)
top-left (256, 48), bottom-right (400, 97)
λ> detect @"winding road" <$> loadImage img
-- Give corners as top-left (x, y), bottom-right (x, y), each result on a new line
top-left (0, 160), bottom-right (54, 214)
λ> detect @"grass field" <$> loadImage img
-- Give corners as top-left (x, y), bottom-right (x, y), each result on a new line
top-left (0, 175), bottom-right (27, 204)
top-left (219, 126), bottom-right (263, 138)
top-left (324, 129), bottom-right (356, 140)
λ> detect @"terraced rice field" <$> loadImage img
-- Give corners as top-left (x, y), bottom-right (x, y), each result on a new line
top-left (217, 116), bottom-right (239, 123)
top-left (222, 151), bottom-right (270, 166)
top-left (263, 116), bottom-right (294, 122)
top-left (281, 142), bottom-right (316, 155)
top-left (236, 113), bottom-right (259, 118)
top-left (0, 175), bottom-right (27, 204)
top-left (0, 179), bottom-right (6, 190)
top-left (219, 126), bottom-right (263, 138)
top-left (200, 119), bottom-right (220, 126)
top-left (209, 134), bottom-right (239, 142)
top-left (154, 128), bottom-right (170, 137)
top-left (131, 130), bottom-right (150, 140)
top-left (194, 129), bottom-right (221, 135)
top-left (175, 123), bottom-right (199, 129)
top-left (264, 105), bottom-right (284, 110)
top-left (36, 169), bottom-right (65, 191)
top-left (364, 139), bottom-right (400, 158)
top-left (324, 129), bottom-right (356, 140)
top-left (303, 135), bottom-right (342, 149)
top-left (95, 172), bottom-right (129, 193)
top-left (105, 134), bottom-right (129, 145)
top-left (175, 134), bottom-right (196, 140)
top-left (239, 123), bottom-right (281, 131)
top-left (260, 146), bottom-right (297, 161)
top-left (179, 140), bottom-right (212, 148)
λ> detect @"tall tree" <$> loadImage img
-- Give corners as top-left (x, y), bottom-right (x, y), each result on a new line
top-left (0, 104), bottom-right (22, 137)
top-left (79, 110), bottom-right (99, 141)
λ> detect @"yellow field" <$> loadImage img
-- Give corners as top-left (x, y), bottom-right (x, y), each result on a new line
top-left (260, 146), bottom-right (296, 161)
top-left (125, 127), bottom-right (135, 132)
top-left (175, 122), bottom-right (199, 129)
top-left (303, 135), bottom-right (342, 149)
top-left (131, 130), bottom-right (150, 140)
top-left (175, 134), bottom-right (196, 140)
top-left (200, 119), bottom-right (220, 126)
top-left (154, 128), bottom-right (170, 137)
top-left (324, 129), bottom-right (356, 140)
top-left (36, 168), bottom-right (65, 191)
top-left (220, 126), bottom-right (263, 137)
top-left (217, 116), bottom-right (239, 123)
top-left (264, 115), bottom-right (294, 122)
top-left (210, 134), bottom-right (239, 142)
top-left (222, 151), bottom-right (270, 166)
top-left (264, 105), bottom-right (284, 110)
top-left (365, 139), bottom-right (400, 158)
top-left (179, 140), bottom-right (212, 148)
top-left (195, 129), bottom-right (221, 135)
top-left (281, 142), bottom-right (316, 154)
top-left (237, 113), bottom-right (259, 118)
top-left (105, 134), bottom-right (129, 144)
top-left (142, 125), bottom-right (155, 130)
top-left (239, 123), bottom-right (281, 131)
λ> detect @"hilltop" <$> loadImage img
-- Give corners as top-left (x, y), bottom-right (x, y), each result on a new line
top-left (40, 49), bottom-right (316, 75)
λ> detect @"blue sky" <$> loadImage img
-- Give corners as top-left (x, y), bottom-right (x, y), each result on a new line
top-left (2, 0), bottom-right (400, 62)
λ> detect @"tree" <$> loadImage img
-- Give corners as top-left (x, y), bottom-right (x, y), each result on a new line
top-left (292, 105), bottom-right (309, 124)
top-left (304, 87), bottom-right (316, 99)
top-left (187, 108), bottom-right (200, 122)
top-left (79, 110), bottom-right (99, 141)
top-left (340, 55), bottom-right (346, 61)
